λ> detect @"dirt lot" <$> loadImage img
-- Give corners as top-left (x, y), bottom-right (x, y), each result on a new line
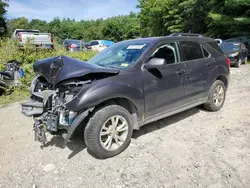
top-left (0, 65), bottom-right (250, 188)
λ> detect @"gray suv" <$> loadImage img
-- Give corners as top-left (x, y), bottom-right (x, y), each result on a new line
top-left (21, 33), bottom-right (230, 158)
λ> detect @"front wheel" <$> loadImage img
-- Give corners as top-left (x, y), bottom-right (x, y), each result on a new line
top-left (204, 80), bottom-right (226, 111)
top-left (243, 57), bottom-right (248, 64)
top-left (84, 105), bottom-right (133, 159)
top-left (236, 59), bottom-right (241, 68)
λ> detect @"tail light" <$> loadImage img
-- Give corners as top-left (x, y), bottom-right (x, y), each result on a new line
top-left (87, 46), bottom-right (92, 49)
top-left (226, 57), bottom-right (231, 67)
top-left (68, 44), bottom-right (77, 49)
top-left (18, 33), bottom-right (22, 42)
top-left (51, 34), bottom-right (54, 43)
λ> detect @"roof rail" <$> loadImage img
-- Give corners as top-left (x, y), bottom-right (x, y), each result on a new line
top-left (169, 33), bottom-right (204, 37)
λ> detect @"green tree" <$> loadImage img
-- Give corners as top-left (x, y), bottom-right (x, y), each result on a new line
top-left (102, 18), bottom-right (124, 42)
top-left (0, 0), bottom-right (8, 36)
top-left (207, 0), bottom-right (250, 38)
top-left (102, 13), bottom-right (140, 41)
top-left (6, 13), bottom-right (140, 43)
top-left (29, 19), bottom-right (49, 33)
top-left (138, 0), bottom-right (209, 36)
top-left (138, 0), bottom-right (250, 38)
top-left (7, 17), bottom-right (29, 35)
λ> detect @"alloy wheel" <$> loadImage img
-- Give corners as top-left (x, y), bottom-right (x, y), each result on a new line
top-left (213, 85), bottom-right (225, 107)
top-left (99, 115), bottom-right (129, 151)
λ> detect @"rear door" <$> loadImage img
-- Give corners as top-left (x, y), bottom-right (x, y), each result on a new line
top-left (179, 41), bottom-right (212, 102)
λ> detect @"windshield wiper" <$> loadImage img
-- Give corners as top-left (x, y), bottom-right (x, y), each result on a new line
top-left (97, 63), bottom-right (120, 69)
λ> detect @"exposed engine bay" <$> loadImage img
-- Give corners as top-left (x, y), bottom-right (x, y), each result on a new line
top-left (21, 55), bottom-right (119, 147)
top-left (22, 75), bottom-right (90, 145)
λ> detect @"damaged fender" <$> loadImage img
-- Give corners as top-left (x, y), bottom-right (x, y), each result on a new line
top-left (62, 109), bottom-right (93, 147)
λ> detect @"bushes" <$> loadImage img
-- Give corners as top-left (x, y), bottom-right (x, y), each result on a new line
top-left (0, 38), bottom-right (97, 87)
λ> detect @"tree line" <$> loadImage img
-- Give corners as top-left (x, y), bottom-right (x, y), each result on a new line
top-left (0, 0), bottom-right (249, 43)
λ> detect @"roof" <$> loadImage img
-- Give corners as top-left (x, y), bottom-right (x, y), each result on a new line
top-left (118, 34), bottom-right (215, 45)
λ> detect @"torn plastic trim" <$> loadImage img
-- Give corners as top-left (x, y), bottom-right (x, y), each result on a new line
top-left (21, 101), bottom-right (43, 117)
top-left (62, 108), bottom-right (94, 147)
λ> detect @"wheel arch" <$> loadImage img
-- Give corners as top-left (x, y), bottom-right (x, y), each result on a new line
top-left (215, 74), bottom-right (229, 89)
top-left (93, 97), bottom-right (140, 130)
top-left (63, 96), bottom-right (141, 147)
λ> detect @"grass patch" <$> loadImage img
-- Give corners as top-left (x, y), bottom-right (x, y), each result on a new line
top-left (0, 89), bottom-right (29, 108)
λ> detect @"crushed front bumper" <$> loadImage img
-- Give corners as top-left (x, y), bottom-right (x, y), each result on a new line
top-left (21, 99), bottom-right (92, 147)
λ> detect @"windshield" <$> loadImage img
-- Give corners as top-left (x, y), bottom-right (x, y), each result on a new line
top-left (15, 30), bottom-right (40, 35)
top-left (64, 40), bottom-right (83, 46)
top-left (220, 42), bottom-right (240, 52)
top-left (88, 41), bottom-right (149, 69)
top-left (87, 41), bottom-right (99, 46)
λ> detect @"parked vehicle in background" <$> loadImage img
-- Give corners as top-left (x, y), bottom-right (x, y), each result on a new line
top-left (86, 40), bottom-right (115, 52)
top-left (220, 42), bottom-right (248, 67)
top-left (12, 29), bottom-right (54, 49)
top-left (225, 36), bottom-right (250, 58)
top-left (21, 33), bottom-right (230, 158)
top-left (62, 39), bottom-right (86, 52)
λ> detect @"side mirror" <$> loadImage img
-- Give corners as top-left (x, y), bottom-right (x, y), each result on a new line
top-left (144, 58), bottom-right (166, 69)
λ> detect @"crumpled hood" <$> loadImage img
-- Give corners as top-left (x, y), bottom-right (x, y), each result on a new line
top-left (33, 55), bottom-right (119, 85)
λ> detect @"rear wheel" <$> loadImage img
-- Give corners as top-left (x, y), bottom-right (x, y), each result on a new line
top-left (204, 80), bottom-right (226, 111)
top-left (84, 105), bottom-right (133, 159)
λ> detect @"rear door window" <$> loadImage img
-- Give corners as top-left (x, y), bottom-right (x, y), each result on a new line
top-left (179, 41), bottom-right (204, 61)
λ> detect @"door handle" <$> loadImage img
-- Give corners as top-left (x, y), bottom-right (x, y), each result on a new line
top-left (176, 69), bottom-right (186, 75)
top-left (206, 62), bottom-right (213, 66)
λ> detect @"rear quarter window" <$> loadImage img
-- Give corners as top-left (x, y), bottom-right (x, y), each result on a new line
top-left (202, 47), bottom-right (210, 57)
top-left (206, 41), bottom-right (224, 54)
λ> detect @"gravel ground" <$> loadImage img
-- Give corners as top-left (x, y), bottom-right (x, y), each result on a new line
top-left (0, 65), bottom-right (250, 188)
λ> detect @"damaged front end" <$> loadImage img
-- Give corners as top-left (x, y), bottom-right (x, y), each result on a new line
top-left (21, 75), bottom-right (91, 147)
top-left (21, 55), bottom-right (119, 147)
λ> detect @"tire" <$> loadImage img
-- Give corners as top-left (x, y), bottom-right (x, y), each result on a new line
top-left (0, 84), bottom-right (6, 96)
top-left (235, 59), bottom-right (241, 68)
top-left (84, 105), bottom-right (133, 159)
top-left (243, 57), bottom-right (248, 64)
top-left (203, 80), bottom-right (226, 112)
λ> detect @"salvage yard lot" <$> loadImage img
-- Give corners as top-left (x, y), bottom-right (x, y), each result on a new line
top-left (0, 65), bottom-right (250, 188)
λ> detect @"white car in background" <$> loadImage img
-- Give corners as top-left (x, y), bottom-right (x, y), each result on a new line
top-left (86, 40), bottom-right (115, 52)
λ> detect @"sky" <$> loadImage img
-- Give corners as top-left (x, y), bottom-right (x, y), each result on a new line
top-left (6, 0), bottom-right (139, 21)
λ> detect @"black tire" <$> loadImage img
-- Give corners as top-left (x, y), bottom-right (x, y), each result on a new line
top-left (203, 80), bottom-right (226, 111)
top-left (235, 59), bottom-right (241, 68)
top-left (0, 84), bottom-right (6, 96)
top-left (84, 105), bottom-right (133, 159)
top-left (243, 57), bottom-right (248, 64)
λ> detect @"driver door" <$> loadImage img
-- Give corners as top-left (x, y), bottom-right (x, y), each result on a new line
top-left (142, 42), bottom-right (187, 119)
